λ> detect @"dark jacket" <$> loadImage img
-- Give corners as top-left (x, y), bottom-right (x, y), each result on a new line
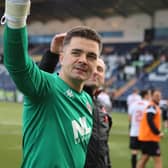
top-left (84, 90), bottom-right (112, 168)
top-left (39, 50), bottom-right (112, 168)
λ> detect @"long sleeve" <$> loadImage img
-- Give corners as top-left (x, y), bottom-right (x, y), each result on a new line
top-left (4, 26), bottom-right (29, 70)
top-left (147, 113), bottom-right (160, 135)
top-left (3, 25), bottom-right (51, 98)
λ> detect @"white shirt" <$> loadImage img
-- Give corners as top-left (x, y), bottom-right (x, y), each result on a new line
top-left (159, 99), bottom-right (167, 107)
top-left (127, 93), bottom-right (141, 111)
top-left (129, 99), bottom-right (149, 136)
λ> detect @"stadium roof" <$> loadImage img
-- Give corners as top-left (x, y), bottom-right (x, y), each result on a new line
top-left (0, 0), bottom-right (168, 22)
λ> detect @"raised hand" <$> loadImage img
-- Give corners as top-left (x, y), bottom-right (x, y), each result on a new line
top-left (50, 33), bottom-right (66, 54)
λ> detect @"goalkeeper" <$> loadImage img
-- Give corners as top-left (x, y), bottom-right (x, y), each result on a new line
top-left (1, 0), bottom-right (102, 167)
top-left (39, 34), bottom-right (112, 168)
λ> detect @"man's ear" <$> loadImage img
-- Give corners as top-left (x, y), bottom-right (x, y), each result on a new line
top-left (59, 52), bottom-right (64, 66)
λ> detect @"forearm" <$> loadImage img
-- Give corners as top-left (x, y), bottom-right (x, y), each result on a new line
top-left (4, 25), bottom-right (29, 71)
top-left (39, 50), bottom-right (59, 73)
top-left (3, 0), bottom-right (31, 71)
top-left (3, 25), bottom-right (49, 97)
top-left (4, 25), bottom-right (36, 95)
top-left (128, 115), bottom-right (131, 130)
top-left (147, 113), bottom-right (160, 135)
top-left (3, 0), bottom-right (50, 97)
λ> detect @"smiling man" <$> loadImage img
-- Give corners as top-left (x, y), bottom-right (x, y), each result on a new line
top-left (39, 34), bottom-right (112, 168)
top-left (59, 35), bottom-right (100, 91)
top-left (2, 0), bottom-right (102, 167)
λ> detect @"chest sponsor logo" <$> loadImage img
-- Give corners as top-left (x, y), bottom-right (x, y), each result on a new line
top-left (72, 117), bottom-right (91, 144)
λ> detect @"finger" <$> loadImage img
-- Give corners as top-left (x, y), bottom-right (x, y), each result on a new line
top-left (55, 32), bottom-right (67, 39)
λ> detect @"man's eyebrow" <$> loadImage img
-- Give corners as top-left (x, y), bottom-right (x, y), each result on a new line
top-left (71, 49), bottom-right (98, 57)
top-left (71, 48), bottom-right (83, 52)
top-left (88, 51), bottom-right (97, 55)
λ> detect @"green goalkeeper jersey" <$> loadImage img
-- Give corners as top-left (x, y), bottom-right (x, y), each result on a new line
top-left (4, 26), bottom-right (93, 168)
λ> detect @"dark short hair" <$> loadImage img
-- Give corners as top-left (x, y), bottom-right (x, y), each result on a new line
top-left (151, 88), bottom-right (161, 96)
top-left (140, 90), bottom-right (148, 98)
top-left (63, 26), bottom-right (102, 53)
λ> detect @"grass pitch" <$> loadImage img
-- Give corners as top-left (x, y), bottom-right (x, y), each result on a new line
top-left (0, 102), bottom-right (167, 168)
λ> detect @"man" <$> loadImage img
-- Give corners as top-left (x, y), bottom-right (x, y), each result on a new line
top-left (39, 34), bottom-right (112, 168)
top-left (160, 99), bottom-right (168, 132)
top-left (127, 88), bottom-right (141, 112)
top-left (137, 89), bottom-right (164, 168)
top-left (84, 59), bottom-right (112, 168)
top-left (128, 90), bottom-right (150, 168)
top-left (2, 0), bottom-right (102, 167)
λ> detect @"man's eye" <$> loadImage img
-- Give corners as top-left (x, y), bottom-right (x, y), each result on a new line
top-left (87, 54), bottom-right (97, 60)
top-left (97, 67), bottom-right (103, 72)
top-left (72, 51), bottom-right (80, 56)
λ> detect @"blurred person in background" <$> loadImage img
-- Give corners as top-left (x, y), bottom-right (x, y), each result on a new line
top-left (128, 90), bottom-right (150, 168)
top-left (159, 99), bottom-right (168, 133)
top-left (137, 89), bottom-right (164, 168)
top-left (2, 0), bottom-right (102, 167)
top-left (127, 88), bottom-right (142, 113)
top-left (39, 33), bottom-right (112, 168)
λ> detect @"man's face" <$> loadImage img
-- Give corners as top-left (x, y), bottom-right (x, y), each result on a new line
top-left (152, 90), bottom-right (162, 104)
top-left (60, 37), bottom-right (99, 83)
top-left (85, 58), bottom-right (105, 87)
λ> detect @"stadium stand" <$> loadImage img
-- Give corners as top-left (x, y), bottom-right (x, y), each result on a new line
top-left (0, 0), bottom-right (168, 112)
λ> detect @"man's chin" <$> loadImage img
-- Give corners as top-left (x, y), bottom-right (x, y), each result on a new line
top-left (72, 75), bottom-right (88, 83)
top-left (85, 81), bottom-right (97, 87)
top-left (86, 84), bottom-right (97, 88)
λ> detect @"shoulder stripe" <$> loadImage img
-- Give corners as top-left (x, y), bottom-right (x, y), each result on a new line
top-left (146, 106), bottom-right (156, 114)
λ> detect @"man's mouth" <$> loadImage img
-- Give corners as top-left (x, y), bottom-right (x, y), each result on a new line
top-left (75, 67), bottom-right (87, 72)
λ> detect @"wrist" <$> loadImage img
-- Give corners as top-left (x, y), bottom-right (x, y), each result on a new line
top-left (50, 48), bottom-right (60, 54)
top-left (47, 50), bottom-right (59, 57)
top-left (50, 49), bottom-right (60, 55)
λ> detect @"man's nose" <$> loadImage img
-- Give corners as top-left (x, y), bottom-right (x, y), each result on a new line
top-left (78, 53), bottom-right (87, 63)
top-left (92, 71), bottom-right (98, 78)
